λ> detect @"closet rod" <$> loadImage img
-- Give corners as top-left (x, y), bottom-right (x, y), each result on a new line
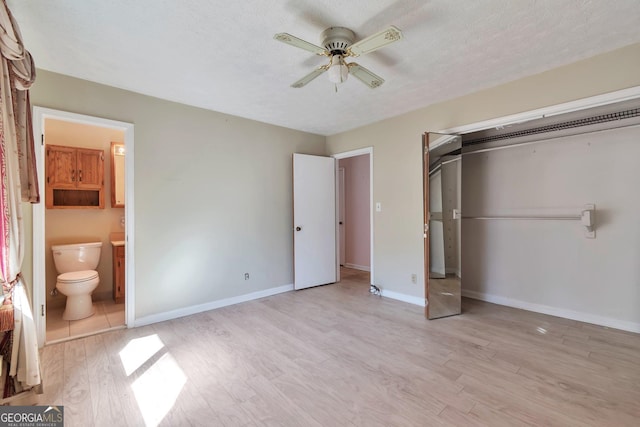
top-left (441, 156), bottom-right (461, 166)
top-left (463, 215), bottom-right (580, 221)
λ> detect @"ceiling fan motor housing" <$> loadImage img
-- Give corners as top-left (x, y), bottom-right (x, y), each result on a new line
top-left (321, 27), bottom-right (355, 55)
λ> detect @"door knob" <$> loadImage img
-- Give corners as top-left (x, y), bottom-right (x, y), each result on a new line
top-left (295, 226), bottom-right (302, 231)
top-left (339, 221), bottom-right (343, 225)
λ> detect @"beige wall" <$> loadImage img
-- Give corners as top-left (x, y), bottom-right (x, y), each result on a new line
top-left (326, 43), bottom-right (640, 325)
top-left (44, 119), bottom-right (125, 308)
top-left (26, 42), bottom-right (640, 326)
top-left (30, 71), bottom-right (326, 320)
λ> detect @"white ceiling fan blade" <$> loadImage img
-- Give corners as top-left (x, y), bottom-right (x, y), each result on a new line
top-left (274, 33), bottom-right (327, 56)
top-left (347, 63), bottom-right (385, 88)
top-left (348, 25), bottom-right (403, 56)
top-left (291, 66), bottom-right (328, 88)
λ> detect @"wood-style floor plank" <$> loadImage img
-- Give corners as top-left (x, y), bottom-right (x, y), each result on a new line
top-left (98, 326), bottom-right (148, 427)
top-left (33, 268), bottom-right (640, 426)
top-left (61, 339), bottom-right (93, 427)
top-left (38, 341), bottom-right (64, 405)
top-left (84, 334), bottom-right (126, 427)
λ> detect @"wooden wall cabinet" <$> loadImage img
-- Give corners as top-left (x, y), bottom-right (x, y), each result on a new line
top-left (46, 144), bottom-right (105, 208)
top-left (112, 244), bottom-right (125, 303)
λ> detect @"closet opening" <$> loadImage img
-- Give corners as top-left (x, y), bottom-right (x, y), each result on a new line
top-left (425, 89), bottom-right (640, 332)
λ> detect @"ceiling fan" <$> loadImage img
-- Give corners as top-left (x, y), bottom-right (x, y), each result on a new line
top-left (274, 26), bottom-right (403, 89)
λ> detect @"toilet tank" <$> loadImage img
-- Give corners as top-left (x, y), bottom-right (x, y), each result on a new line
top-left (51, 242), bottom-right (102, 273)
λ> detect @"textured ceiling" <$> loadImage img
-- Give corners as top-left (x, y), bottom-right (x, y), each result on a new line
top-left (7, 0), bottom-right (640, 136)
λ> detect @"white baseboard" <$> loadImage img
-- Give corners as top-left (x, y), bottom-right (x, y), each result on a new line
top-left (381, 289), bottom-right (425, 307)
top-left (134, 284), bottom-right (293, 327)
top-left (462, 289), bottom-right (640, 333)
top-left (344, 263), bottom-right (371, 272)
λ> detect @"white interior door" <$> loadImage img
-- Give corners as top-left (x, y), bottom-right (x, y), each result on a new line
top-left (338, 167), bottom-right (346, 266)
top-left (293, 153), bottom-right (337, 290)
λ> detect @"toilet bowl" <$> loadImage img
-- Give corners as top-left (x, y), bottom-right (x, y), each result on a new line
top-left (56, 270), bottom-right (100, 320)
top-left (52, 242), bottom-right (102, 321)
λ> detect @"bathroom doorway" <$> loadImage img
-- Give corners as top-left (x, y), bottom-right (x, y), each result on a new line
top-left (32, 107), bottom-right (134, 347)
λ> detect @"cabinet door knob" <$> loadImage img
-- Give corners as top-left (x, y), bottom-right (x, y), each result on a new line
top-left (295, 226), bottom-right (302, 231)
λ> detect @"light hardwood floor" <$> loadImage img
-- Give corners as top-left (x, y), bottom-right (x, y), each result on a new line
top-left (35, 269), bottom-right (640, 426)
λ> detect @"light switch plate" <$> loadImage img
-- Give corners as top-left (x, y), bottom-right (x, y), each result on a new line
top-left (583, 203), bottom-right (595, 239)
top-left (376, 202), bottom-right (382, 212)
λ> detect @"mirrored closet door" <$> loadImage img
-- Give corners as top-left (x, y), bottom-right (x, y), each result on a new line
top-left (423, 132), bottom-right (462, 319)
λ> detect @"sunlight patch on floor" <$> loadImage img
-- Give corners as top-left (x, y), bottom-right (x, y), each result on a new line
top-left (120, 334), bottom-right (187, 426)
top-left (119, 334), bottom-right (165, 376)
top-left (131, 352), bottom-right (187, 426)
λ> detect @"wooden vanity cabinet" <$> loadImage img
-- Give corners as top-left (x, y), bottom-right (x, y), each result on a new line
top-left (113, 245), bottom-right (125, 303)
top-left (46, 144), bottom-right (105, 208)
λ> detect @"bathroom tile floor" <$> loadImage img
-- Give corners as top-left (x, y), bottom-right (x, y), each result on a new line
top-left (46, 300), bottom-right (125, 343)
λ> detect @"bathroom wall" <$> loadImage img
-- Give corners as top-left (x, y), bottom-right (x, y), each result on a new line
top-left (44, 119), bottom-right (125, 308)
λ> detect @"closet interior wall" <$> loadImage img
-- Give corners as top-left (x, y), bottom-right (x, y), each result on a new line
top-left (459, 99), bottom-right (640, 331)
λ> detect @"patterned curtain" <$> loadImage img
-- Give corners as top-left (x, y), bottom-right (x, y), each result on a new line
top-left (0, 0), bottom-right (41, 394)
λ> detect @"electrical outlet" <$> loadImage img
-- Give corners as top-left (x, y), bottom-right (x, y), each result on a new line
top-left (411, 273), bottom-right (417, 284)
top-left (244, 273), bottom-right (250, 280)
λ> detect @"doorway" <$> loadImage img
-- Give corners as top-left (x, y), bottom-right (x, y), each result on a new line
top-left (32, 107), bottom-right (135, 347)
top-left (332, 148), bottom-right (373, 285)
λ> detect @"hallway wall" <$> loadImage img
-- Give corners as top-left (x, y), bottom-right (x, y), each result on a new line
top-left (339, 154), bottom-right (370, 270)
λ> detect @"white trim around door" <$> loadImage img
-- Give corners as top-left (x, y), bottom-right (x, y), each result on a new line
top-left (32, 107), bottom-right (135, 348)
top-left (439, 86), bottom-right (640, 135)
top-left (332, 147), bottom-right (374, 285)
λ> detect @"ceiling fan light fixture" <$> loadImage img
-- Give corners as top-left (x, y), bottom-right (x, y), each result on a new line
top-left (274, 25), bottom-right (403, 89)
top-left (328, 56), bottom-right (348, 83)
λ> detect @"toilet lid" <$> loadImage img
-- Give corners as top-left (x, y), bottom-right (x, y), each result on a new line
top-left (58, 270), bottom-right (98, 283)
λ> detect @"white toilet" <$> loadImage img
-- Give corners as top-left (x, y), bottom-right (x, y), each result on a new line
top-left (52, 242), bottom-right (102, 321)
